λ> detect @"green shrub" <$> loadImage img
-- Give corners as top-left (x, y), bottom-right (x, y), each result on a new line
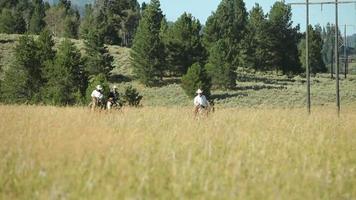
top-left (181, 62), bottom-right (211, 98)
top-left (123, 85), bottom-right (142, 107)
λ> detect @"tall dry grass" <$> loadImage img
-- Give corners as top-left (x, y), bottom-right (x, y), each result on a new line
top-left (0, 105), bottom-right (355, 199)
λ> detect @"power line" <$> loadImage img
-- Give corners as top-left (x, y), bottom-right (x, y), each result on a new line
top-left (288, 0), bottom-right (356, 5)
top-left (288, 0), bottom-right (356, 115)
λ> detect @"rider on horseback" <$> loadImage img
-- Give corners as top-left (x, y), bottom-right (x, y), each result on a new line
top-left (193, 89), bottom-right (210, 117)
top-left (91, 85), bottom-right (104, 110)
top-left (107, 85), bottom-right (121, 110)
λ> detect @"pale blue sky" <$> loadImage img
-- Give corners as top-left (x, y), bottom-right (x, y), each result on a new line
top-left (138, 0), bottom-right (356, 35)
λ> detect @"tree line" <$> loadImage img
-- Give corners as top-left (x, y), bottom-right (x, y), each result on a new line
top-left (0, 0), bottom-right (348, 102)
top-left (0, 0), bottom-right (141, 46)
top-left (0, 28), bottom-right (114, 105)
top-left (131, 0), bottom-right (333, 97)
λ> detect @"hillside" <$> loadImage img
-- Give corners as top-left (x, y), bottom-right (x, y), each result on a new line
top-left (1, 34), bottom-right (356, 108)
top-left (0, 33), bottom-right (132, 78)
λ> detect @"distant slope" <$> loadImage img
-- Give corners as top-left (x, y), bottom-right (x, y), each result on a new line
top-left (0, 34), bottom-right (132, 79)
top-left (45, 0), bottom-right (94, 6)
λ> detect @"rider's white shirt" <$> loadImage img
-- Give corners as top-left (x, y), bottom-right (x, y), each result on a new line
top-left (91, 90), bottom-right (103, 99)
top-left (194, 95), bottom-right (209, 107)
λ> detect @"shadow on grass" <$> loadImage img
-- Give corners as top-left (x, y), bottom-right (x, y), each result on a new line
top-left (109, 74), bottom-right (132, 83)
top-left (211, 92), bottom-right (248, 101)
top-left (236, 85), bottom-right (287, 91)
top-left (155, 77), bottom-right (181, 87)
top-left (0, 39), bottom-right (15, 44)
top-left (237, 74), bottom-right (296, 85)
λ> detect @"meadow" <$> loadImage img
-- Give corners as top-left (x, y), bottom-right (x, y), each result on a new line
top-left (0, 105), bottom-right (355, 199)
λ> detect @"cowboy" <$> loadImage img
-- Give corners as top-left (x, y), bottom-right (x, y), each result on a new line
top-left (91, 85), bottom-right (104, 110)
top-left (107, 85), bottom-right (120, 110)
top-left (193, 89), bottom-right (210, 116)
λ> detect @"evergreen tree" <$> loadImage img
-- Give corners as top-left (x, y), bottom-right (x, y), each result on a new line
top-left (321, 23), bottom-right (342, 75)
top-left (80, 0), bottom-right (140, 46)
top-left (79, 4), bottom-right (95, 38)
top-left (205, 40), bottom-right (236, 89)
top-left (123, 85), bottom-right (143, 107)
top-left (37, 29), bottom-right (56, 66)
top-left (44, 1), bottom-right (80, 38)
top-left (44, 6), bottom-right (66, 37)
top-left (268, 1), bottom-right (301, 74)
top-left (131, 0), bottom-right (165, 86)
top-left (244, 4), bottom-right (273, 71)
top-left (0, 8), bottom-right (26, 34)
top-left (1, 35), bottom-right (41, 103)
top-left (84, 30), bottom-right (114, 78)
top-left (0, 9), bottom-right (17, 33)
top-left (163, 12), bottom-right (207, 75)
top-left (181, 62), bottom-right (211, 98)
top-left (43, 39), bottom-right (86, 105)
top-left (203, 0), bottom-right (247, 88)
top-left (63, 9), bottom-right (80, 38)
top-left (13, 7), bottom-right (27, 33)
top-left (299, 25), bottom-right (327, 74)
top-left (36, 29), bottom-right (56, 90)
top-left (29, 0), bottom-right (46, 34)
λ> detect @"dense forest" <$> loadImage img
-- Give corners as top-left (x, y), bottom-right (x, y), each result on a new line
top-left (0, 0), bottom-right (354, 104)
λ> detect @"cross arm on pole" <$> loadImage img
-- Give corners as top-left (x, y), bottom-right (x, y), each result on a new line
top-left (288, 0), bottom-right (356, 5)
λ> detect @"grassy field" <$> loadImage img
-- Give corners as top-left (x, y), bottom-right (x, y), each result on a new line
top-left (0, 105), bottom-right (355, 199)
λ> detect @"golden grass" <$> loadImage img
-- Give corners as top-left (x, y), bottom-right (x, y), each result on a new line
top-left (0, 105), bottom-right (355, 199)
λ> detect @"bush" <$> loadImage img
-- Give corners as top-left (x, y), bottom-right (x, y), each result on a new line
top-left (181, 62), bottom-right (211, 98)
top-left (123, 85), bottom-right (142, 107)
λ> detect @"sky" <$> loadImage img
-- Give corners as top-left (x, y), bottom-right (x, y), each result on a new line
top-left (137, 0), bottom-right (356, 35)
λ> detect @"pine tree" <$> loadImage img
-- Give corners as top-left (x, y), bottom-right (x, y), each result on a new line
top-left (268, 1), bottom-right (301, 74)
top-left (13, 7), bottom-right (27, 33)
top-left (205, 40), bottom-right (236, 89)
top-left (37, 29), bottom-right (56, 66)
top-left (44, 1), bottom-right (80, 38)
top-left (164, 12), bottom-right (207, 75)
top-left (203, 0), bottom-right (247, 88)
top-left (79, 4), bottom-right (95, 39)
top-left (0, 9), bottom-right (16, 33)
top-left (131, 0), bottom-right (165, 86)
top-left (299, 25), bottom-right (327, 74)
top-left (123, 85), bottom-right (143, 107)
top-left (84, 30), bottom-right (114, 78)
top-left (29, 0), bottom-right (46, 34)
top-left (0, 8), bottom-right (26, 34)
top-left (43, 39), bottom-right (86, 105)
top-left (63, 10), bottom-right (80, 39)
top-left (36, 29), bottom-right (56, 94)
top-left (80, 0), bottom-right (140, 46)
top-left (244, 4), bottom-right (273, 71)
top-left (181, 62), bottom-right (211, 98)
top-left (1, 35), bottom-right (41, 103)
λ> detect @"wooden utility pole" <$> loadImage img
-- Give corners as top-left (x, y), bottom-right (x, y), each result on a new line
top-left (306, 0), bottom-right (311, 114)
top-left (344, 24), bottom-right (347, 79)
top-left (335, 0), bottom-right (340, 116)
top-left (288, 0), bottom-right (356, 115)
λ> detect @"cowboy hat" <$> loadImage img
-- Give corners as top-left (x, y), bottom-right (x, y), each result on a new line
top-left (196, 89), bottom-right (203, 94)
top-left (96, 85), bottom-right (103, 90)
